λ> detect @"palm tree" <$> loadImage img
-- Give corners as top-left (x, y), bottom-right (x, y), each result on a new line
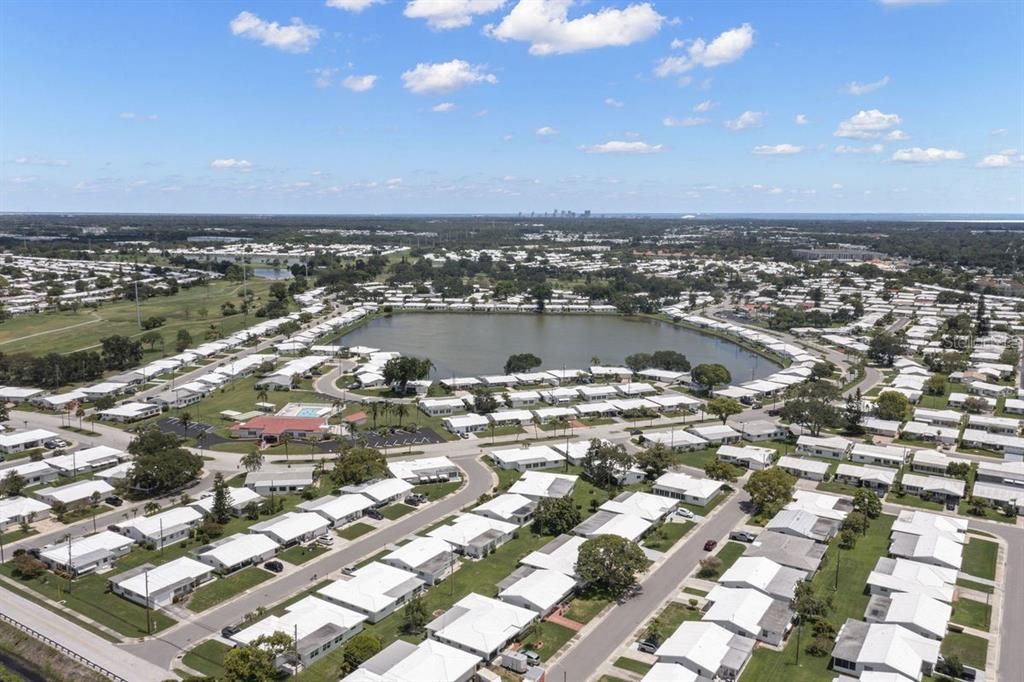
top-left (144, 501), bottom-right (160, 515)
top-left (256, 388), bottom-right (269, 406)
top-left (368, 402), bottom-right (380, 429)
top-left (381, 401), bottom-right (394, 427)
top-left (75, 406), bottom-right (85, 431)
top-left (180, 411), bottom-right (193, 434)
top-left (393, 403), bottom-right (409, 428)
top-left (306, 433), bottom-right (320, 457)
top-left (280, 433), bottom-right (291, 466)
top-left (241, 449), bottom-right (264, 473)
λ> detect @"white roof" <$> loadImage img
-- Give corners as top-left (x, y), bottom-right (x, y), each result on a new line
top-left (384, 536), bottom-right (453, 570)
top-left (40, 530), bottom-right (133, 565)
top-left (641, 663), bottom-right (699, 682)
top-left (0, 496), bottom-right (51, 523)
top-left (642, 428), bottom-right (707, 447)
top-left (652, 471), bottom-right (723, 500)
top-left (192, 486), bottom-right (262, 512)
top-left (878, 592), bottom-right (951, 640)
top-left (490, 445), bottom-right (565, 467)
top-left (344, 639), bottom-right (481, 682)
top-left (796, 434), bottom-right (852, 451)
top-left (890, 531), bottom-right (963, 570)
top-left (252, 511), bottom-right (330, 544)
top-left (846, 622), bottom-right (940, 681)
top-left (113, 557), bottom-right (212, 596)
top-left (347, 478), bottom-right (414, 503)
top-left (318, 562), bottom-right (424, 613)
top-left (46, 445), bottom-right (125, 472)
top-left (900, 473), bottom-right (966, 498)
top-left (703, 586), bottom-right (782, 636)
top-left (520, 534), bottom-right (587, 576)
top-left (786, 490), bottom-right (850, 521)
top-left (777, 456), bottom-right (830, 475)
top-left (0, 429), bottom-right (58, 448)
top-left (719, 557), bottom-right (806, 599)
top-left (717, 444), bottom-right (774, 467)
top-left (232, 595), bottom-right (365, 647)
top-left (655, 621), bottom-right (749, 675)
top-left (472, 494), bottom-right (534, 522)
top-left (429, 593), bottom-right (535, 655)
top-left (688, 424), bottom-right (741, 440)
top-left (427, 514), bottom-right (517, 547)
top-left (387, 456), bottom-right (457, 481)
top-left (580, 511), bottom-right (652, 542)
top-left (599, 491), bottom-right (676, 521)
top-left (509, 470), bottom-right (578, 499)
top-left (499, 568), bottom-right (576, 613)
top-left (867, 557), bottom-right (957, 602)
top-left (36, 478), bottom-right (114, 504)
top-left (835, 464), bottom-right (897, 486)
top-left (298, 494), bottom-right (375, 522)
top-left (198, 533), bottom-right (280, 567)
top-left (0, 459), bottom-right (57, 479)
top-left (115, 506), bottom-right (203, 538)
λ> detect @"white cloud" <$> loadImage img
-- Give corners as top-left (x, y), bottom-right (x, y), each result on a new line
top-left (831, 183), bottom-right (843, 189)
top-left (312, 68), bottom-right (337, 89)
top-left (991, 128), bottom-right (1008, 136)
top-left (891, 147), bottom-right (965, 163)
top-left (485, 0), bottom-right (664, 56)
top-left (326, 0), bottom-right (384, 12)
top-left (846, 75), bottom-right (890, 95)
top-left (401, 59), bottom-right (497, 94)
top-left (210, 159), bottom-right (253, 170)
top-left (724, 111), bottom-right (763, 130)
top-left (752, 143), bottom-right (803, 155)
top-left (654, 23), bottom-right (754, 77)
top-left (432, 102), bottom-right (457, 112)
top-left (536, 126), bottom-right (558, 136)
top-left (14, 156), bottom-right (69, 167)
top-left (834, 143), bottom-right (885, 154)
top-left (670, 37), bottom-right (685, 49)
top-left (579, 140), bottom-right (664, 154)
top-left (693, 99), bottom-right (715, 113)
top-left (834, 109), bottom-right (901, 139)
top-left (385, 177), bottom-right (403, 187)
top-left (885, 129), bottom-right (908, 141)
top-left (977, 151), bottom-right (1022, 168)
top-left (405, 0), bottom-right (506, 30)
top-left (662, 116), bottom-right (706, 127)
top-left (342, 74), bottom-right (378, 92)
top-left (604, 97), bottom-right (625, 108)
top-left (794, 113), bottom-right (808, 125)
top-left (229, 11), bottom-right (321, 53)
top-left (119, 112), bottom-right (159, 121)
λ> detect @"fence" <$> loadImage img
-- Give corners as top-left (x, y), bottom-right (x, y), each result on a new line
top-left (0, 611), bottom-right (129, 682)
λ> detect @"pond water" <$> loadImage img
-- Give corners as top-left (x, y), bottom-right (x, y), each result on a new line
top-left (335, 313), bottom-right (777, 380)
top-left (252, 267), bottom-right (293, 280)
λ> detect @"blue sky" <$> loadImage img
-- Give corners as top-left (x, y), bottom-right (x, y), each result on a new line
top-left (1, 0), bottom-right (1022, 214)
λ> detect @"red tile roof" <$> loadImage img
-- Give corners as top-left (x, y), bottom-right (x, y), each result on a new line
top-left (231, 415), bottom-right (327, 437)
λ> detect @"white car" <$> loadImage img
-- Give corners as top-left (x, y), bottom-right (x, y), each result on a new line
top-left (675, 507), bottom-right (694, 519)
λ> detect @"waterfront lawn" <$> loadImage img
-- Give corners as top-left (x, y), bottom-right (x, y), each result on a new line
top-left (187, 567), bottom-right (272, 612)
top-left (380, 503), bottom-right (414, 520)
top-left (279, 543), bottom-right (329, 565)
top-left (412, 480), bottom-right (461, 501)
top-left (613, 657), bottom-right (653, 675)
top-left (642, 521), bottom-right (695, 551)
top-left (951, 598), bottom-right (991, 631)
top-left (942, 631), bottom-right (988, 669)
top-left (337, 522), bottom-right (374, 540)
top-left (961, 538), bottom-right (998, 580)
top-left (182, 639), bottom-right (231, 679)
top-left (739, 514), bottom-right (896, 682)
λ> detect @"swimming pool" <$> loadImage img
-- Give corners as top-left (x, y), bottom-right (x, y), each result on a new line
top-left (296, 407), bottom-right (325, 417)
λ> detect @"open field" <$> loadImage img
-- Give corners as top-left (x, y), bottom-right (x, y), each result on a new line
top-left (0, 279), bottom-right (277, 356)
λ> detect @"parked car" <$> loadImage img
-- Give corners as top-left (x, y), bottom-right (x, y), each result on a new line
top-left (105, 496), bottom-right (123, 507)
top-left (675, 507), bottom-right (694, 519)
top-left (703, 539), bottom-right (718, 551)
top-left (366, 508), bottom-right (384, 520)
top-left (263, 560), bottom-right (284, 573)
top-left (221, 625), bottom-right (240, 638)
top-left (44, 438), bottom-right (69, 449)
top-left (730, 531), bottom-right (757, 543)
top-left (638, 638), bottom-right (660, 654)
top-left (945, 500), bottom-right (957, 511)
top-left (404, 494), bottom-right (424, 506)
top-left (522, 650), bottom-right (541, 666)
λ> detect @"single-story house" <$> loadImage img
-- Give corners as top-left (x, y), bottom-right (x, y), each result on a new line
top-left (194, 532), bottom-right (280, 574)
top-left (109, 557), bottom-right (214, 608)
top-left (340, 478), bottom-right (413, 506)
top-left (888, 531), bottom-right (963, 571)
top-left (39, 530), bottom-right (134, 576)
top-left (98, 402), bottom-right (162, 423)
top-left (419, 398), bottom-right (466, 417)
top-left (640, 428), bottom-right (708, 452)
top-left (471, 493), bottom-right (536, 526)
top-left (866, 557), bottom-right (957, 603)
top-left (0, 429), bottom-right (59, 455)
top-left (382, 536), bottom-right (455, 585)
top-left (795, 434), bottom-right (852, 460)
top-left (861, 417), bottom-right (902, 438)
top-left (831, 620), bottom-right (939, 681)
top-left (850, 443), bottom-right (906, 468)
top-left (572, 510), bottom-right (652, 543)
top-left (898, 473), bottom-right (966, 506)
top-left (427, 515), bottom-right (517, 558)
top-left (190, 486), bottom-right (264, 517)
top-left (34, 479), bottom-right (114, 509)
top-left (687, 424), bottom-right (742, 445)
top-left (297, 494), bottom-right (376, 528)
top-left (863, 592), bottom-right (951, 641)
top-left (488, 445), bottom-right (565, 472)
top-left (745, 531), bottom-right (826, 574)
top-left (766, 509), bottom-right (841, 543)
top-left (718, 556), bottom-right (808, 601)
top-left (317, 561), bottom-right (425, 623)
top-left (834, 464), bottom-right (897, 495)
top-left (345, 639), bottom-right (480, 682)
top-left (426, 592), bottom-right (536, 661)
top-left (113, 506), bottom-right (204, 546)
top-left (244, 467), bottom-right (316, 496)
top-left (497, 566), bottom-right (576, 615)
top-left (0, 496), bottom-right (51, 531)
top-left (46, 445), bottom-right (126, 476)
top-left (251, 511), bottom-right (331, 547)
top-left (717, 444), bottom-right (775, 470)
top-left (231, 416), bottom-right (327, 443)
top-left (443, 414), bottom-right (490, 435)
top-left (599, 490), bottom-right (677, 521)
top-left (653, 621), bottom-right (755, 681)
top-left (508, 471), bottom-right (578, 500)
top-left (651, 472), bottom-right (724, 507)
top-left (776, 456), bottom-right (829, 481)
top-left (739, 420), bottom-right (789, 442)
top-left (702, 585), bottom-right (793, 646)
top-left (909, 449), bottom-right (957, 476)
top-left (0, 459), bottom-right (59, 486)
top-left (387, 456), bottom-right (460, 483)
top-left (519, 533), bottom-right (587, 577)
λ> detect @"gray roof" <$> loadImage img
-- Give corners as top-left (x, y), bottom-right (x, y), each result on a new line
top-left (832, 618), bottom-right (869, 663)
top-left (744, 531), bottom-right (827, 572)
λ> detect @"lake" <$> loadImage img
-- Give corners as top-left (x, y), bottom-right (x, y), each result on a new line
top-left (253, 267), bottom-right (293, 280)
top-left (335, 313), bottom-right (777, 380)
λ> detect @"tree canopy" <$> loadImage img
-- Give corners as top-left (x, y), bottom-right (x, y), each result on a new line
top-left (780, 380), bottom-right (842, 436)
top-left (504, 353), bottom-right (542, 375)
top-left (125, 428), bottom-right (203, 497)
top-left (582, 438), bottom-right (634, 488)
top-left (743, 467), bottom-right (796, 518)
top-left (575, 535), bottom-right (647, 597)
top-left (875, 390), bottom-right (909, 421)
top-left (382, 356), bottom-right (433, 393)
top-left (331, 446), bottom-right (387, 486)
top-left (691, 363), bottom-right (731, 392)
top-left (532, 495), bottom-right (582, 535)
top-left (706, 397), bottom-right (744, 424)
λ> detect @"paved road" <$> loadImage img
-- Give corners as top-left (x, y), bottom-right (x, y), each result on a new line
top-left (122, 456), bottom-right (493, 669)
top-left (2, 587), bottom-right (171, 682)
top-left (547, 491), bottom-right (750, 682)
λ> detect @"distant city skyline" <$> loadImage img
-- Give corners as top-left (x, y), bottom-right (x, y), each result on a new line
top-left (1, 0), bottom-right (1022, 214)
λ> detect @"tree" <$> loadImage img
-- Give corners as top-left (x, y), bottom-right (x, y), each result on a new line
top-left (582, 439), bottom-right (634, 488)
top-left (697, 555), bottom-right (723, 579)
top-left (867, 332), bottom-right (906, 366)
top-left (143, 500), bottom-right (159, 515)
top-left (842, 510), bottom-right (868, 536)
top-left (140, 330), bottom-right (163, 351)
top-left (706, 397), bottom-right (744, 424)
top-left (242, 449), bottom-right (264, 473)
top-left (924, 375), bottom-right (947, 396)
top-left (341, 633), bottom-right (383, 676)
top-left (211, 472), bottom-right (231, 524)
top-left (12, 553), bottom-right (46, 579)
top-left (382, 356), bottom-right (434, 394)
top-left (471, 388), bottom-right (499, 415)
top-left (401, 595), bottom-right (429, 635)
top-left (704, 460), bottom-right (739, 482)
top-left (810, 361), bottom-right (836, 380)
top-left (634, 442), bottom-right (671, 480)
top-left (100, 335), bottom-right (144, 370)
top-left (125, 428), bottom-right (204, 497)
top-left (269, 282), bottom-right (289, 302)
top-left (876, 391), bottom-right (909, 421)
top-left (222, 632), bottom-right (292, 682)
top-left (780, 381), bottom-right (842, 436)
top-left (650, 350), bottom-right (691, 372)
top-left (0, 470), bottom-right (27, 497)
top-left (852, 488), bottom-right (881, 518)
top-left (575, 535), bottom-right (647, 597)
top-left (961, 396), bottom-right (989, 414)
top-left (504, 353), bottom-right (542, 375)
top-left (175, 328), bottom-right (193, 352)
top-left (624, 353), bottom-right (653, 373)
top-left (331, 446), bottom-right (387, 486)
top-left (844, 390), bottom-right (865, 435)
top-left (744, 467), bottom-right (795, 518)
top-left (946, 461), bottom-right (971, 480)
top-left (793, 580), bottom-right (831, 621)
top-left (532, 496), bottom-right (582, 535)
top-left (691, 363), bottom-right (731, 393)
top-left (530, 281), bottom-right (553, 312)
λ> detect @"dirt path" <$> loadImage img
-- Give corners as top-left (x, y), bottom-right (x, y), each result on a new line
top-left (0, 313), bottom-right (104, 346)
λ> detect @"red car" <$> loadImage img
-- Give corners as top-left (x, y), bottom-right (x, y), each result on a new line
top-left (703, 540), bottom-right (718, 551)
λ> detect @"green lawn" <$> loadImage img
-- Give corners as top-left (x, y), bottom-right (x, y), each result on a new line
top-left (714, 541), bottom-right (747, 573)
top-left (959, 501), bottom-right (1018, 523)
top-left (412, 480), bottom-right (461, 501)
top-left (0, 279), bottom-right (276, 357)
top-left (187, 567), bottom-right (273, 613)
top-left (962, 538), bottom-right (998, 580)
top-left (956, 577), bottom-right (994, 594)
top-left (885, 491), bottom-right (944, 512)
top-left (669, 447), bottom-right (720, 471)
top-left (182, 639), bottom-right (231, 679)
top-left (564, 592), bottom-right (611, 623)
top-left (678, 489), bottom-right (733, 516)
top-left (337, 522), bottom-right (375, 540)
top-left (279, 543), bottom-right (329, 565)
top-left (613, 657), bottom-right (653, 675)
top-left (520, 621), bottom-right (576, 661)
top-left (942, 631), bottom-right (988, 669)
top-left (486, 460), bottom-right (523, 493)
top-left (380, 503), bottom-right (414, 520)
top-left (682, 586), bottom-right (708, 597)
top-left (0, 528), bottom-right (37, 544)
top-left (642, 521), bottom-right (695, 551)
top-left (951, 598), bottom-right (991, 631)
top-left (640, 601), bottom-right (701, 641)
top-left (740, 514), bottom-right (896, 682)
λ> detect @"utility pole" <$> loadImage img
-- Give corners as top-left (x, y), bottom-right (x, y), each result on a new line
top-left (159, 519), bottom-right (164, 557)
top-left (145, 568), bottom-right (152, 635)
top-left (66, 534), bottom-right (73, 594)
